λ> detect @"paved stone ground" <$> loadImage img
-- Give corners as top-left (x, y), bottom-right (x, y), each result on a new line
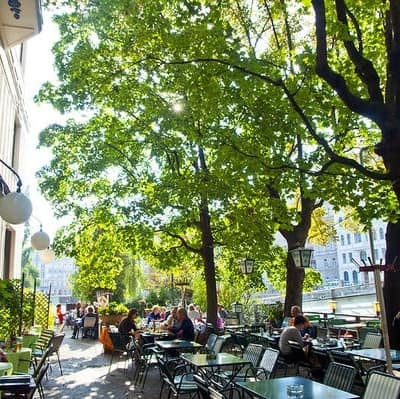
top-left (42, 335), bottom-right (161, 399)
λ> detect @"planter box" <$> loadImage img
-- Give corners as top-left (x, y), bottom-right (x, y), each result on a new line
top-left (100, 315), bottom-right (124, 326)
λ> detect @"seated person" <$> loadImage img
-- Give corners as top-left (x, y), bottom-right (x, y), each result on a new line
top-left (147, 305), bottom-right (161, 325)
top-left (163, 307), bottom-right (178, 329)
top-left (118, 308), bottom-right (143, 346)
top-left (289, 305), bottom-right (314, 338)
top-left (82, 306), bottom-right (99, 338)
top-left (187, 304), bottom-right (201, 322)
top-left (279, 315), bottom-right (307, 362)
top-left (168, 307), bottom-right (194, 341)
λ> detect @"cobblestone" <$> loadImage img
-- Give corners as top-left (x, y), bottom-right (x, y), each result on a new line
top-left (42, 335), bottom-right (160, 399)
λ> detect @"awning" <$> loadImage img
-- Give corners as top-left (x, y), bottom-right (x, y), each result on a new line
top-left (0, 0), bottom-right (43, 48)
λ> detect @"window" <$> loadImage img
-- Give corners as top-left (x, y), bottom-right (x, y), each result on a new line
top-left (360, 250), bottom-right (368, 263)
top-left (374, 249), bottom-right (379, 262)
top-left (332, 258), bottom-right (336, 266)
top-left (323, 259), bottom-right (328, 267)
top-left (354, 233), bottom-right (362, 243)
top-left (342, 253), bottom-right (347, 263)
top-left (348, 252), bottom-right (353, 263)
top-left (352, 270), bottom-right (359, 284)
top-left (344, 271), bottom-right (349, 282)
top-left (381, 248), bottom-right (386, 258)
top-left (340, 235), bottom-right (345, 246)
top-left (338, 217), bottom-right (343, 223)
top-left (372, 229), bottom-right (377, 240)
top-left (347, 234), bottom-right (351, 245)
top-left (379, 227), bottom-right (384, 240)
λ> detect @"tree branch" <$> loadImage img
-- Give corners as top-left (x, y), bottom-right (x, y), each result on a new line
top-left (312, 0), bottom-right (386, 125)
top-left (157, 229), bottom-right (201, 254)
top-left (335, 0), bottom-right (383, 102)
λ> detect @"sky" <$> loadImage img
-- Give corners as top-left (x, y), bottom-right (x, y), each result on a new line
top-left (23, 11), bottom-right (67, 239)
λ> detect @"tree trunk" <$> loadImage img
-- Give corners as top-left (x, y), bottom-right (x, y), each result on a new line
top-left (284, 254), bottom-right (305, 316)
top-left (199, 203), bottom-right (217, 327)
top-left (384, 221), bottom-right (400, 349)
top-left (280, 198), bottom-right (316, 316)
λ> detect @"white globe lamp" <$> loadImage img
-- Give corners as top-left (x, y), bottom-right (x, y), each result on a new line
top-left (39, 248), bottom-right (56, 264)
top-left (0, 191), bottom-right (32, 224)
top-left (31, 229), bottom-right (50, 250)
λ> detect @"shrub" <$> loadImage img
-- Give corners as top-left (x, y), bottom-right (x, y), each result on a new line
top-left (97, 302), bottom-right (128, 316)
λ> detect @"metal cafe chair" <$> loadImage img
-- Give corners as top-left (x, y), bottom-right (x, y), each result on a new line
top-left (251, 347), bottom-right (280, 380)
top-left (108, 332), bottom-right (133, 373)
top-left (158, 357), bottom-right (198, 399)
top-left (363, 370), bottom-right (400, 399)
top-left (361, 332), bottom-right (382, 349)
top-left (47, 333), bottom-right (65, 376)
top-left (323, 362), bottom-right (357, 393)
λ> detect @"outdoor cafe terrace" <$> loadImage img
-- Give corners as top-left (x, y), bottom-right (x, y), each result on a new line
top-left (1, 314), bottom-right (400, 399)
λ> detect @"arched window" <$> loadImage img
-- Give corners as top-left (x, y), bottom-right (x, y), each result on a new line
top-left (352, 270), bottom-right (358, 284)
top-left (379, 227), bottom-right (384, 240)
top-left (344, 271), bottom-right (349, 283)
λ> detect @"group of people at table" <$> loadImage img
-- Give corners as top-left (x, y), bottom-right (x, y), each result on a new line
top-left (118, 305), bottom-right (201, 346)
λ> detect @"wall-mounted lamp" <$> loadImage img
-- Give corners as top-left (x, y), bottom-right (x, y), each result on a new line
top-left (328, 300), bottom-right (337, 314)
top-left (0, 159), bottom-right (32, 224)
top-left (240, 258), bottom-right (254, 274)
top-left (372, 301), bottom-right (381, 317)
top-left (289, 247), bottom-right (314, 268)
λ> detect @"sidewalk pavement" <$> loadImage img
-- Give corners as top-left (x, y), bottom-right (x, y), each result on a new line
top-left (43, 335), bottom-right (160, 399)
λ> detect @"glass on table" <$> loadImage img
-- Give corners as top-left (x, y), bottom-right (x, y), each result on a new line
top-left (286, 384), bottom-right (304, 398)
top-left (15, 337), bottom-right (23, 352)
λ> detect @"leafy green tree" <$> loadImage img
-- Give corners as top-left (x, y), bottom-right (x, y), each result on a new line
top-left (309, 0), bottom-right (400, 347)
top-left (38, 0), bottom-right (389, 326)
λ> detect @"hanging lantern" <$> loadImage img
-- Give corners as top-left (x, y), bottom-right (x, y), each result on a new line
top-left (240, 258), bottom-right (255, 274)
top-left (289, 247), bottom-right (314, 268)
top-left (0, 191), bottom-right (32, 224)
top-left (31, 229), bottom-right (50, 250)
top-left (39, 248), bottom-right (55, 263)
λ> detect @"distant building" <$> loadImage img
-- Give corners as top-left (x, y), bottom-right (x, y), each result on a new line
top-left (32, 252), bottom-right (77, 304)
top-left (310, 207), bottom-right (386, 287)
top-left (0, 2), bottom-right (42, 278)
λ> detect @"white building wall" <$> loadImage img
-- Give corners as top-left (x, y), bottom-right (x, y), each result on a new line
top-left (0, 42), bottom-right (29, 278)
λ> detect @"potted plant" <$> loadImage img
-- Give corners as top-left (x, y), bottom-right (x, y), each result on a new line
top-left (98, 302), bottom-right (128, 326)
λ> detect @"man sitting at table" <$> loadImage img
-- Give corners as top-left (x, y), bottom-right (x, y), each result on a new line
top-left (118, 308), bottom-right (143, 347)
top-left (279, 315), bottom-right (308, 362)
top-left (168, 307), bottom-right (195, 341)
top-left (289, 305), bottom-right (314, 338)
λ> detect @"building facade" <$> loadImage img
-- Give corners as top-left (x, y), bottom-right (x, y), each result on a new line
top-left (311, 208), bottom-right (387, 287)
top-left (0, 1), bottom-right (42, 278)
top-left (32, 251), bottom-right (77, 305)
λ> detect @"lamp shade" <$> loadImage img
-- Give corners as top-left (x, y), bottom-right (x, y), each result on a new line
top-left (0, 191), bottom-right (32, 224)
top-left (31, 230), bottom-right (50, 250)
top-left (289, 247), bottom-right (314, 268)
top-left (39, 248), bottom-right (55, 263)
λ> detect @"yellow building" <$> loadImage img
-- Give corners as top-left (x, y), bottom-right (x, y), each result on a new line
top-left (0, 1), bottom-right (42, 278)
